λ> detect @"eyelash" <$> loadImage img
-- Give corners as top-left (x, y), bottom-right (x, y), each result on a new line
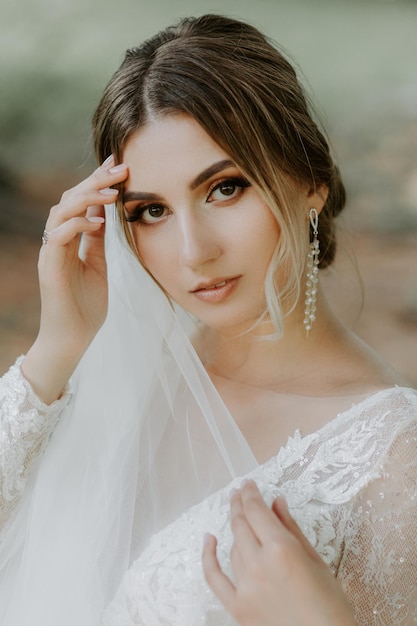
top-left (206, 176), bottom-right (251, 202)
top-left (124, 176), bottom-right (251, 224)
top-left (125, 204), bottom-right (167, 224)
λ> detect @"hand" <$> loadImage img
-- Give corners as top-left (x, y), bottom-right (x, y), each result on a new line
top-left (22, 156), bottom-right (129, 404)
top-left (202, 480), bottom-right (357, 626)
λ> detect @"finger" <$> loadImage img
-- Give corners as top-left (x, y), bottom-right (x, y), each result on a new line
top-left (40, 216), bottom-right (105, 267)
top-left (202, 534), bottom-right (237, 611)
top-left (271, 497), bottom-right (324, 566)
top-left (86, 204), bottom-right (105, 219)
top-left (227, 490), bottom-right (262, 587)
top-left (80, 205), bottom-right (106, 263)
top-left (62, 156), bottom-right (125, 199)
top-left (76, 158), bottom-right (129, 196)
top-left (45, 188), bottom-right (118, 232)
top-left (230, 490), bottom-right (260, 556)
top-left (239, 480), bottom-right (288, 545)
top-left (45, 161), bottom-right (128, 231)
top-left (101, 154), bottom-right (115, 168)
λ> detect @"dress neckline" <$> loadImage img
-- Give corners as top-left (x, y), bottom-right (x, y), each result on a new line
top-left (245, 385), bottom-right (417, 467)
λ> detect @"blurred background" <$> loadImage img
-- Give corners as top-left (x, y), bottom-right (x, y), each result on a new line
top-left (0, 0), bottom-right (416, 383)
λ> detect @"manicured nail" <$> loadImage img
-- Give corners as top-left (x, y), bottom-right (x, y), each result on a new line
top-left (109, 163), bottom-right (128, 174)
top-left (229, 487), bottom-right (238, 500)
top-left (275, 495), bottom-right (289, 513)
top-left (101, 154), bottom-right (115, 167)
top-left (87, 216), bottom-right (105, 223)
top-left (99, 187), bottom-right (119, 195)
top-left (203, 532), bottom-right (212, 546)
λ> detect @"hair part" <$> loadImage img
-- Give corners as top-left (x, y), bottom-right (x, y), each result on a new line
top-left (92, 14), bottom-right (346, 337)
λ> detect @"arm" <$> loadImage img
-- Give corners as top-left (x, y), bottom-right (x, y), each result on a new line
top-left (21, 154), bottom-right (128, 405)
top-left (0, 156), bottom-right (129, 526)
top-left (0, 358), bottom-right (70, 528)
top-left (202, 480), bottom-right (357, 626)
top-left (337, 418), bottom-right (417, 625)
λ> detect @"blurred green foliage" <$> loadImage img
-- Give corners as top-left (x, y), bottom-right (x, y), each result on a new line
top-left (1, 0), bottom-right (417, 231)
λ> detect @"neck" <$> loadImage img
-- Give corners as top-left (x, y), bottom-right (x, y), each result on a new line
top-left (199, 292), bottom-right (327, 383)
top-left (196, 290), bottom-right (395, 397)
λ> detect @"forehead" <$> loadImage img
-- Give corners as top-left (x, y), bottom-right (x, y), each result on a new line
top-left (122, 114), bottom-right (232, 189)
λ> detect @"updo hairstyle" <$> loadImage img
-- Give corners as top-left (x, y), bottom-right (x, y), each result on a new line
top-left (93, 14), bottom-right (346, 334)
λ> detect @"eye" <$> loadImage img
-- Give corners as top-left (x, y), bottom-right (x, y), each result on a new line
top-left (125, 204), bottom-right (168, 224)
top-left (207, 177), bottom-right (251, 202)
top-left (145, 205), bottom-right (166, 220)
top-left (215, 182), bottom-right (238, 197)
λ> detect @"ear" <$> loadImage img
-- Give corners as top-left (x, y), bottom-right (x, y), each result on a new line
top-left (306, 184), bottom-right (329, 215)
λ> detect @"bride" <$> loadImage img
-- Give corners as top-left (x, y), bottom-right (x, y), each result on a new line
top-left (0, 14), bottom-right (416, 625)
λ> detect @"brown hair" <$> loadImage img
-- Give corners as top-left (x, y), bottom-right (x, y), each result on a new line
top-left (93, 14), bottom-right (346, 333)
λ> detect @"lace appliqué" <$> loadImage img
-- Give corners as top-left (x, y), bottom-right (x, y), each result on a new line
top-left (103, 387), bottom-right (417, 626)
top-left (0, 357), bottom-right (70, 528)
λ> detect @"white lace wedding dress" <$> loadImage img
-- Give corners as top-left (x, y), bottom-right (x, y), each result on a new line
top-left (1, 358), bottom-right (417, 625)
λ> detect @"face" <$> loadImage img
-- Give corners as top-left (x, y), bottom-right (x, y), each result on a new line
top-left (122, 114), bottom-right (281, 335)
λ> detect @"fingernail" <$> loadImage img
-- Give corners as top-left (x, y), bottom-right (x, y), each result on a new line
top-left (203, 532), bottom-right (212, 546)
top-left (99, 187), bottom-right (119, 195)
top-left (101, 154), bottom-right (115, 167)
top-left (109, 163), bottom-right (128, 174)
top-left (276, 495), bottom-right (289, 512)
top-left (87, 216), bottom-right (105, 223)
top-left (229, 487), bottom-right (238, 500)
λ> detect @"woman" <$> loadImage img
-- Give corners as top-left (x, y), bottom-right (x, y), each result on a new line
top-left (0, 14), bottom-right (416, 625)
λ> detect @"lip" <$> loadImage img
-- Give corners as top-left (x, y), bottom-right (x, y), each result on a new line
top-left (191, 276), bottom-right (241, 303)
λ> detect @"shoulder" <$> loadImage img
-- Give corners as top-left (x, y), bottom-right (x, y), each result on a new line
top-left (349, 386), bottom-right (417, 486)
top-left (353, 386), bottom-right (417, 431)
top-left (373, 386), bottom-right (417, 465)
top-left (293, 387), bottom-right (417, 505)
top-left (344, 386), bottom-right (417, 460)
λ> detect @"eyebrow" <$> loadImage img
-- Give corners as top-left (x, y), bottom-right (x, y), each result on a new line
top-left (189, 159), bottom-right (235, 190)
top-left (123, 190), bottom-right (162, 203)
top-left (122, 159), bottom-right (236, 204)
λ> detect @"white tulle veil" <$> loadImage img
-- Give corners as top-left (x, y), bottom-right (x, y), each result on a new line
top-left (0, 206), bottom-right (257, 624)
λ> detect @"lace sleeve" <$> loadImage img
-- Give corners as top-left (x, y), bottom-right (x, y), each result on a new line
top-left (337, 414), bottom-right (417, 625)
top-left (0, 357), bottom-right (70, 528)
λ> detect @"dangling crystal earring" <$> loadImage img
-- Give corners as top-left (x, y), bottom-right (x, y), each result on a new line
top-left (304, 208), bottom-right (319, 335)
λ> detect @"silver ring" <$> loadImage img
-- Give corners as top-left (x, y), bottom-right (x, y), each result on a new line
top-left (41, 229), bottom-right (51, 245)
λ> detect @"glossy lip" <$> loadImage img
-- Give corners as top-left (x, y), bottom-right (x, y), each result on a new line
top-left (190, 276), bottom-right (241, 303)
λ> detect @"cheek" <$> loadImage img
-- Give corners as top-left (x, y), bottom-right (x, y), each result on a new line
top-left (250, 213), bottom-right (281, 264)
top-left (134, 234), bottom-right (176, 287)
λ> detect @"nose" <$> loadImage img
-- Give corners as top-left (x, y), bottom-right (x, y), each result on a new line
top-left (177, 211), bottom-right (221, 268)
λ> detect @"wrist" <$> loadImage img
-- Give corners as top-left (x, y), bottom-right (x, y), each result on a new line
top-left (22, 339), bottom-right (86, 405)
